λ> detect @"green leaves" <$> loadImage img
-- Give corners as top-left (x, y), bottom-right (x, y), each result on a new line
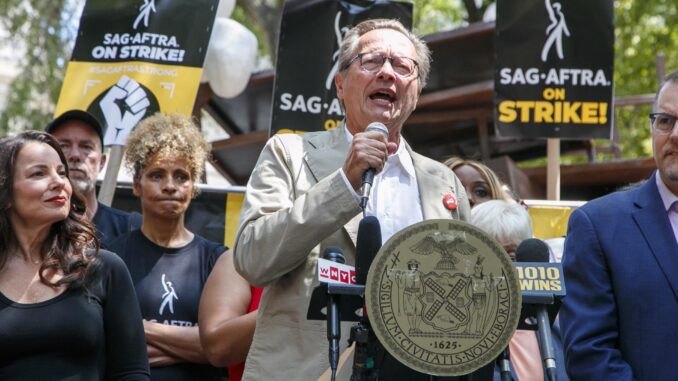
top-left (609, 0), bottom-right (677, 160)
top-left (411, 0), bottom-right (467, 35)
top-left (0, 0), bottom-right (77, 135)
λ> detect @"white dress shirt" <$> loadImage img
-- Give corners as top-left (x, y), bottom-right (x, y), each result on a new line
top-left (340, 126), bottom-right (424, 243)
top-left (655, 173), bottom-right (678, 246)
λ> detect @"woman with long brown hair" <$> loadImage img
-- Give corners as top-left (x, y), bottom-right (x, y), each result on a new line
top-left (0, 131), bottom-right (148, 380)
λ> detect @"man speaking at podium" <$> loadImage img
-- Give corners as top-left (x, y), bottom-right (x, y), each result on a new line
top-left (233, 19), bottom-right (470, 381)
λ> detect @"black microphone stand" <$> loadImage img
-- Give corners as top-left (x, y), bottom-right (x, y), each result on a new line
top-left (306, 280), bottom-right (365, 378)
top-left (496, 347), bottom-right (512, 381)
top-left (321, 247), bottom-right (350, 381)
top-left (536, 306), bottom-right (557, 381)
top-left (349, 309), bottom-right (386, 381)
top-left (327, 273), bottom-right (344, 380)
top-left (515, 242), bottom-right (565, 381)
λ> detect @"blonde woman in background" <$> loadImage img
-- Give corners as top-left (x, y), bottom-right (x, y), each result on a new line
top-left (444, 157), bottom-right (512, 207)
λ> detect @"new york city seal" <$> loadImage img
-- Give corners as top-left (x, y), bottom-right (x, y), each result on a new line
top-left (365, 219), bottom-right (521, 376)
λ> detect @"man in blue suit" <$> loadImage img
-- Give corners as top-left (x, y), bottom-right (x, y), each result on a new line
top-left (561, 70), bottom-right (678, 380)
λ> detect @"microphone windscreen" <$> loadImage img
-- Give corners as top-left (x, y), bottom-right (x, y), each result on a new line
top-left (355, 216), bottom-right (382, 285)
top-left (322, 246), bottom-right (346, 264)
top-left (516, 238), bottom-right (550, 263)
top-left (366, 122), bottom-right (388, 138)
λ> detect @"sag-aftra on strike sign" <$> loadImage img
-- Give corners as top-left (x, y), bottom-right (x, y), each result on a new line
top-left (494, 0), bottom-right (614, 140)
top-left (56, 0), bottom-right (217, 146)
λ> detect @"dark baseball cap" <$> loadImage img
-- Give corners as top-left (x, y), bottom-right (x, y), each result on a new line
top-left (45, 110), bottom-right (104, 149)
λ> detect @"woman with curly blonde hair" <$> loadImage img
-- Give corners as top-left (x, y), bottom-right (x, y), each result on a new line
top-left (108, 113), bottom-right (252, 381)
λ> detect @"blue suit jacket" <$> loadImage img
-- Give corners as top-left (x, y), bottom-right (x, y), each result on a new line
top-left (561, 172), bottom-right (678, 380)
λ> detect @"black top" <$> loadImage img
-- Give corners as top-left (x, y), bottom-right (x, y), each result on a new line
top-left (0, 250), bottom-right (149, 381)
top-left (108, 230), bottom-right (225, 381)
top-left (93, 202), bottom-right (142, 248)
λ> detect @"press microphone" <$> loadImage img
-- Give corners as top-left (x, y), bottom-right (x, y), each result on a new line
top-left (516, 238), bottom-right (558, 381)
top-left (360, 122), bottom-right (389, 210)
top-left (351, 216), bottom-right (383, 380)
top-left (355, 216), bottom-right (382, 287)
top-left (516, 238), bottom-right (551, 263)
top-left (323, 246), bottom-right (345, 381)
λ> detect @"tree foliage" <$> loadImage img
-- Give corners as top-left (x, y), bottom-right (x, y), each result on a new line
top-left (228, 0), bottom-right (484, 65)
top-left (232, 0), bottom-right (283, 65)
top-left (606, 0), bottom-right (678, 160)
top-left (411, 0), bottom-right (467, 35)
top-left (0, 0), bottom-right (80, 135)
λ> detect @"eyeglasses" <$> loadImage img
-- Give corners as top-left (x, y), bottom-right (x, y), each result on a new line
top-left (650, 113), bottom-right (678, 135)
top-left (344, 52), bottom-right (419, 78)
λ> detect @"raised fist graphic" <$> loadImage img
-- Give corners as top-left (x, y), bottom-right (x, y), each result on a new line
top-left (100, 76), bottom-right (150, 146)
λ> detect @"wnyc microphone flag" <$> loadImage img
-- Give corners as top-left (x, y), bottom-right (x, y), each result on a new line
top-left (317, 257), bottom-right (356, 285)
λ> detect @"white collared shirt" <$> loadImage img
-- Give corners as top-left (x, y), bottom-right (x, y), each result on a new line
top-left (340, 126), bottom-right (424, 243)
top-left (655, 173), bottom-right (678, 246)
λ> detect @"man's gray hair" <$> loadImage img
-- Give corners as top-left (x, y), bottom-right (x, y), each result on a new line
top-left (654, 70), bottom-right (678, 111)
top-left (470, 200), bottom-right (533, 247)
top-left (337, 19), bottom-right (432, 90)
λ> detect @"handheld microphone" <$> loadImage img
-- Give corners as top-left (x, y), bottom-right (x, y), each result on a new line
top-left (355, 216), bottom-right (382, 287)
top-left (323, 246), bottom-right (345, 381)
top-left (516, 238), bottom-right (558, 381)
top-left (360, 122), bottom-right (389, 210)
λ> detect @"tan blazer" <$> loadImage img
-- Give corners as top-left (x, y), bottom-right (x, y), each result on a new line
top-left (234, 126), bottom-right (470, 381)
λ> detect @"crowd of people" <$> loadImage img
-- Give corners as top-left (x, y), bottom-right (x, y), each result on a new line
top-left (0, 16), bottom-right (676, 381)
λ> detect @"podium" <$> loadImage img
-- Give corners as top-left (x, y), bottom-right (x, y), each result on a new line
top-left (308, 274), bottom-right (564, 381)
top-left (308, 283), bottom-right (495, 381)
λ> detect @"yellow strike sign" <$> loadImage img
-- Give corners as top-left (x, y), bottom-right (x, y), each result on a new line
top-left (55, 61), bottom-right (202, 118)
top-left (498, 87), bottom-right (608, 125)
